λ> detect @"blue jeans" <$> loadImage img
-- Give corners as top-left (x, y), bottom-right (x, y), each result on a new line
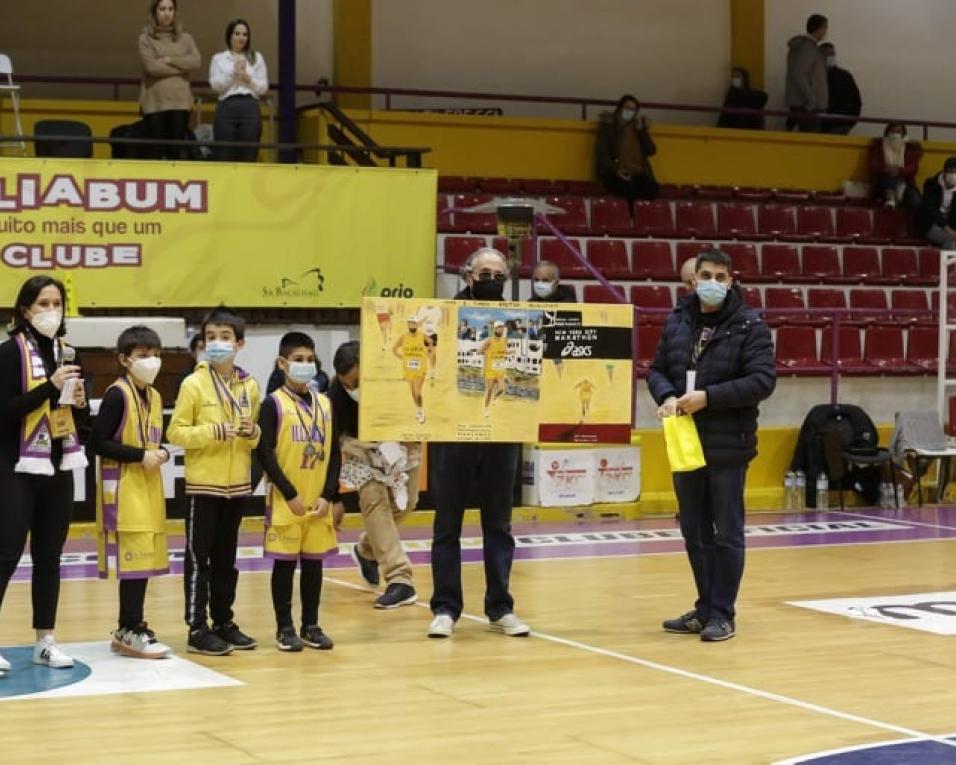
top-left (429, 443), bottom-right (519, 621)
top-left (673, 465), bottom-right (747, 621)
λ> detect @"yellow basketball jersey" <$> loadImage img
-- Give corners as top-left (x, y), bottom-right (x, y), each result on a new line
top-left (401, 331), bottom-right (427, 377)
top-left (265, 387), bottom-right (335, 530)
top-left (96, 378), bottom-right (166, 534)
top-left (485, 336), bottom-right (510, 378)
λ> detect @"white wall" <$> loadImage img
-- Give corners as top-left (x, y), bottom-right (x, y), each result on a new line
top-left (765, 0), bottom-right (956, 141)
top-left (371, 0), bottom-right (731, 122)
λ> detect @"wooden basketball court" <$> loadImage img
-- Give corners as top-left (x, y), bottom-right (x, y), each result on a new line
top-left (4, 507), bottom-right (956, 764)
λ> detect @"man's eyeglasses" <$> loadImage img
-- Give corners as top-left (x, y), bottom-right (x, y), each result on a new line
top-left (476, 270), bottom-right (507, 284)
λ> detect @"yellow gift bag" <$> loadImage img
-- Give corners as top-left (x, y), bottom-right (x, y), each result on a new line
top-left (662, 414), bottom-right (707, 472)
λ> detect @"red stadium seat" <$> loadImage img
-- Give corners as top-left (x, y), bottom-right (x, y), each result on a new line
top-left (675, 201), bottom-right (716, 238)
top-left (562, 180), bottom-right (603, 196)
top-left (813, 190), bottom-right (848, 205)
top-left (477, 177), bottom-right (522, 194)
top-left (587, 239), bottom-right (631, 279)
top-left (796, 206), bottom-right (835, 240)
top-left (443, 236), bottom-right (486, 274)
top-left (540, 238), bottom-right (588, 278)
top-left (437, 195), bottom-right (455, 233)
top-left (761, 244), bottom-right (807, 283)
top-left (863, 326), bottom-right (919, 374)
top-left (802, 245), bottom-right (846, 283)
top-left (590, 197), bottom-right (633, 235)
top-left (843, 246), bottom-right (894, 285)
top-left (695, 185), bottom-right (735, 200)
top-left (631, 241), bottom-right (675, 280)
top-left (820, 325), bottom-right (871, 374)
top-left (633, 200), bottom-right (675, 237)
top-left (660, 184), bottom-right (695, 199)
top-left (906, 326), bottom-right (940, 372)
top-left (675, 241), bottom-right (716, 266)
top-left (520, 179), bottom-right (568, 195)
top-left (807, 288), bottom-right (847, 312)
top-left (635, 324), bottom-right (664, 376)
top-left (849, 289), bottom-right (890, 324)
top-left (891, 289), bottom-right (932, 325)
top-left (736, 187), bottom-right (773, 202)
top-left (775, 188), bottom-right (812, 202)
top-left (583, 284), bottom-right (627, 304)
top-left (741, 286), bottom-right (763, 308)
top-left (757, 204), bottom-right (798, 239)
top-left (872, 207), bottom-right (916, 244)
top-left (450, 193), bottom-right (496, 233)
top-left (835, 207), bottom-right (873, 242)
top-left (543, 196), bottom-right (589, 235)
top-left (631, 285), bottom-right (674, 323)
top-left (765, 287), bottom-right (808, 326)
top-left (720, 243), bottom-right (761, 282)
top-left (917, 248), bottom-right (942, 286)
top-left (716, 203), bottom-right (759, 240)
top-left (882, 248), bottom-right (920, 285)
top-left (776, 326), bottom-right (828, 374)
top-left (438, 176), bottom-right (477, 193)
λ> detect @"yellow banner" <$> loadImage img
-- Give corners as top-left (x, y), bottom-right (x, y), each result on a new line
top-left (0, 159), bottom-right (436, 308)
top-left (359, 297), bottom-right (634, 443)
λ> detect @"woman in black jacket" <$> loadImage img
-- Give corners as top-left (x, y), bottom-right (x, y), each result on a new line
top-left (716, 67), bottom-right (767, 131)
top-left (0, 276), bottom-right (89, 672)
top-left (915, 157), bottom-right (956, 249)
top-left (595, 94), bottom-right (658, 203)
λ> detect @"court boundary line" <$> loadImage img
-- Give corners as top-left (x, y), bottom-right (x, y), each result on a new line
top-left (772, 732), bottom-right (956, 764)
top-left (324, 575), bottom-right (956, 754)
top-left (829, 509), bottom-right (956, 533)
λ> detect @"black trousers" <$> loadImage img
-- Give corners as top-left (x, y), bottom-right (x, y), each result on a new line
top-left (601, 172), bottom-right (659, 204)
top-left (142, 109), bottom-right (190, 160)
top-left (0, 470), bottom-right (74, 630)
top-left (271, 559), bottom-right (323, 629)
top-left (673, 464), bottom-right (747, 622)
top-left (213, 95), bottom-right (261, 162)
top-left (183, 495), bottom-right (245, 629)
top-left (119, 578), bottom-right (149, 630)
top-left (429, 443), bottom-right (519, 621)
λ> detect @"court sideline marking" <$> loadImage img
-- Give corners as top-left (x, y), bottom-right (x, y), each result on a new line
top-left (324, 575), bottom-right (956, 753)
top-left (830, 509), bottom-right (956, 533)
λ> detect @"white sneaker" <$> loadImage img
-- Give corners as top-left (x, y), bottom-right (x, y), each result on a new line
top-left (427, 613), bottom-right (455, 638)
top-left (112, 625), bottom-right (172, 659)
top-left (490, 613), bottom-right (531, 636)
top-left (33, 636), bottom-right (74, 668)
top-left (0, 651), bottom-right (9, 673)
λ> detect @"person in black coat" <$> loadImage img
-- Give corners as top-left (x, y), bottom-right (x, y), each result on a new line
top-left (819, 43), bottom-right (861, 135)
top-left (595, 94), bottom-right (658, 203)
top-left (915, 157), bottom-right (956, 250)
top-left (647, 249), bottom-right (776, 642)
top-left (716, 67), bottom-right (767, 131)
top-left (528, 261), bottom-right (577, 303)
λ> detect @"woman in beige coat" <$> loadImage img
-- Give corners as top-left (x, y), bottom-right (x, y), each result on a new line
top-left (138, 0), bottom-right (200, 160)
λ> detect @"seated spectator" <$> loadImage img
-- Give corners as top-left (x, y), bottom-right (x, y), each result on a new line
top-left (717, 67), bottom-right (767, 130)
top-left (596, 94), bottom-right (659, 203)
top-left (870, 123), bottom-right (922, 210)
top-left (680, 257), bottom-right (697, 291)
top-left (915, 157), bottom-right (956, 250)
top-left (819, 43), bottom-right (861, 135)
top-left (529, 261), bottom-right (577, 303)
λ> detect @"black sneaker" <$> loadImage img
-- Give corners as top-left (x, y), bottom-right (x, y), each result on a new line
top-left (300, 625), bottom-right (334, 650)
top-left (700, 618), bottom-right (736, 642)
top-left (213, 621), bottom-right (258, 650)
top-left (276, 626), bottom-right (303, 652)
top-left (374, 583), bottom-right (418, 610)
top-left (187, 625), bottom-right (234, 656)
top-left (351, 544), bottom-right (380, 587)
top-left (662, 611), bottom-right (705, 634)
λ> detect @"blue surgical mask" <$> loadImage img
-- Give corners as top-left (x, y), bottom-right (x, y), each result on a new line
top-left (205, 340), bottom-right (235, 364)
top-left (620, 109), bottom-right (636, 122)
top-left (533, 280), bottom-right (555, 298)
top-left (696, 279), bottom-right (728, 308)
top-left (287, 361), bottom-right (316, 385)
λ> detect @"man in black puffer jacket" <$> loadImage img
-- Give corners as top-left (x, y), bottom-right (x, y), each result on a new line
top-left (647, 249), bottom-right (775, 642)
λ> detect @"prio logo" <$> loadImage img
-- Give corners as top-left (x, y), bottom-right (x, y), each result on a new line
top-left (380, 283), bottom-right (415, 298)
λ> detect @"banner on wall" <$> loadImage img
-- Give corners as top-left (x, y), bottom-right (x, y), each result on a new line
top-left (358, 297), bottom-right (633, 443)
top-left (0, 159), bottom-right (436, 308)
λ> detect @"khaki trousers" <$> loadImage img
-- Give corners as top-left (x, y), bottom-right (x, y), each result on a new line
top-left (355, 465), bottom-right (420, 587)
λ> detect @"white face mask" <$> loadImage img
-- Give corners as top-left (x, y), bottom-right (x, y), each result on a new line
top-left (887, 133), bottom-right (904, 146)
top-left (825, 56), bottom-right (836, 68)
top-left (533, 280), bottom-right (555, 298)
top-left (287, 361), bottom-right (317, 385)
top-left (731, 76), bottom-right (743, 89)
top-left (130, 356), bottom-right (162, 385)
top-left (346, 387), bottom-right (360, 403)
top-left (946, 172), bottom-right (956, 188)
top-left (619, 109), bottom-right (636, 122)
top-left (29, 309), bottom-right (62, 339)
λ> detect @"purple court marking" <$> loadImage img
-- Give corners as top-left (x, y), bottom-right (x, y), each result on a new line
top-left (11, 506), bottom-right (956, 583)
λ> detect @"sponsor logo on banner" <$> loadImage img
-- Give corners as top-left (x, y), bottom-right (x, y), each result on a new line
top-left (262, 268), bottom-right (325, 300)
top-left (788, 590), bottom-right (956, 635)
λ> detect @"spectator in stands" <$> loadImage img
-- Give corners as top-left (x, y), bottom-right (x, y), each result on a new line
top-left (717, 67), bottom-right (767, 131)
top-left (680, 257), bottom-right (697, 292)
top-left (785, 14), bottom-right (828, 133)
top-left (209, 19), bottom-right (269, 162)
top-left (175, 331), bottom-right (205, 398)
top-left (529, 261), bottom-right (577, 303)
top-left (819, 43), bottom-right (861, 135)
top-left (138, 0), bottom-right (201, 160)
top-left (915, 157), bottom-right (956, 250)
top-left (428, 248), bottom-right (529, 639)
top-left (870, 123), bottom-right (922, 210)
top-left (596, 95), bottom-right (659, 203)
top-left (648, 249), bottom-right (775, 642)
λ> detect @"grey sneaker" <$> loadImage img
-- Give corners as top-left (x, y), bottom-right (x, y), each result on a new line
top-left (662, 611), bottom-right (705, 634)
top-left (428, 613), bottom-right (455, 638)
top-left (700, 618), bottom-right (736, 642)
top-left (489, 613), bottom-right (530, 636)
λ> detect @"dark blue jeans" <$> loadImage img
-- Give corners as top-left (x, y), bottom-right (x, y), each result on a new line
top-left (673, 464), bottom-right (747, 622)
top-left (429, 443), bottom-right (519, 621)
